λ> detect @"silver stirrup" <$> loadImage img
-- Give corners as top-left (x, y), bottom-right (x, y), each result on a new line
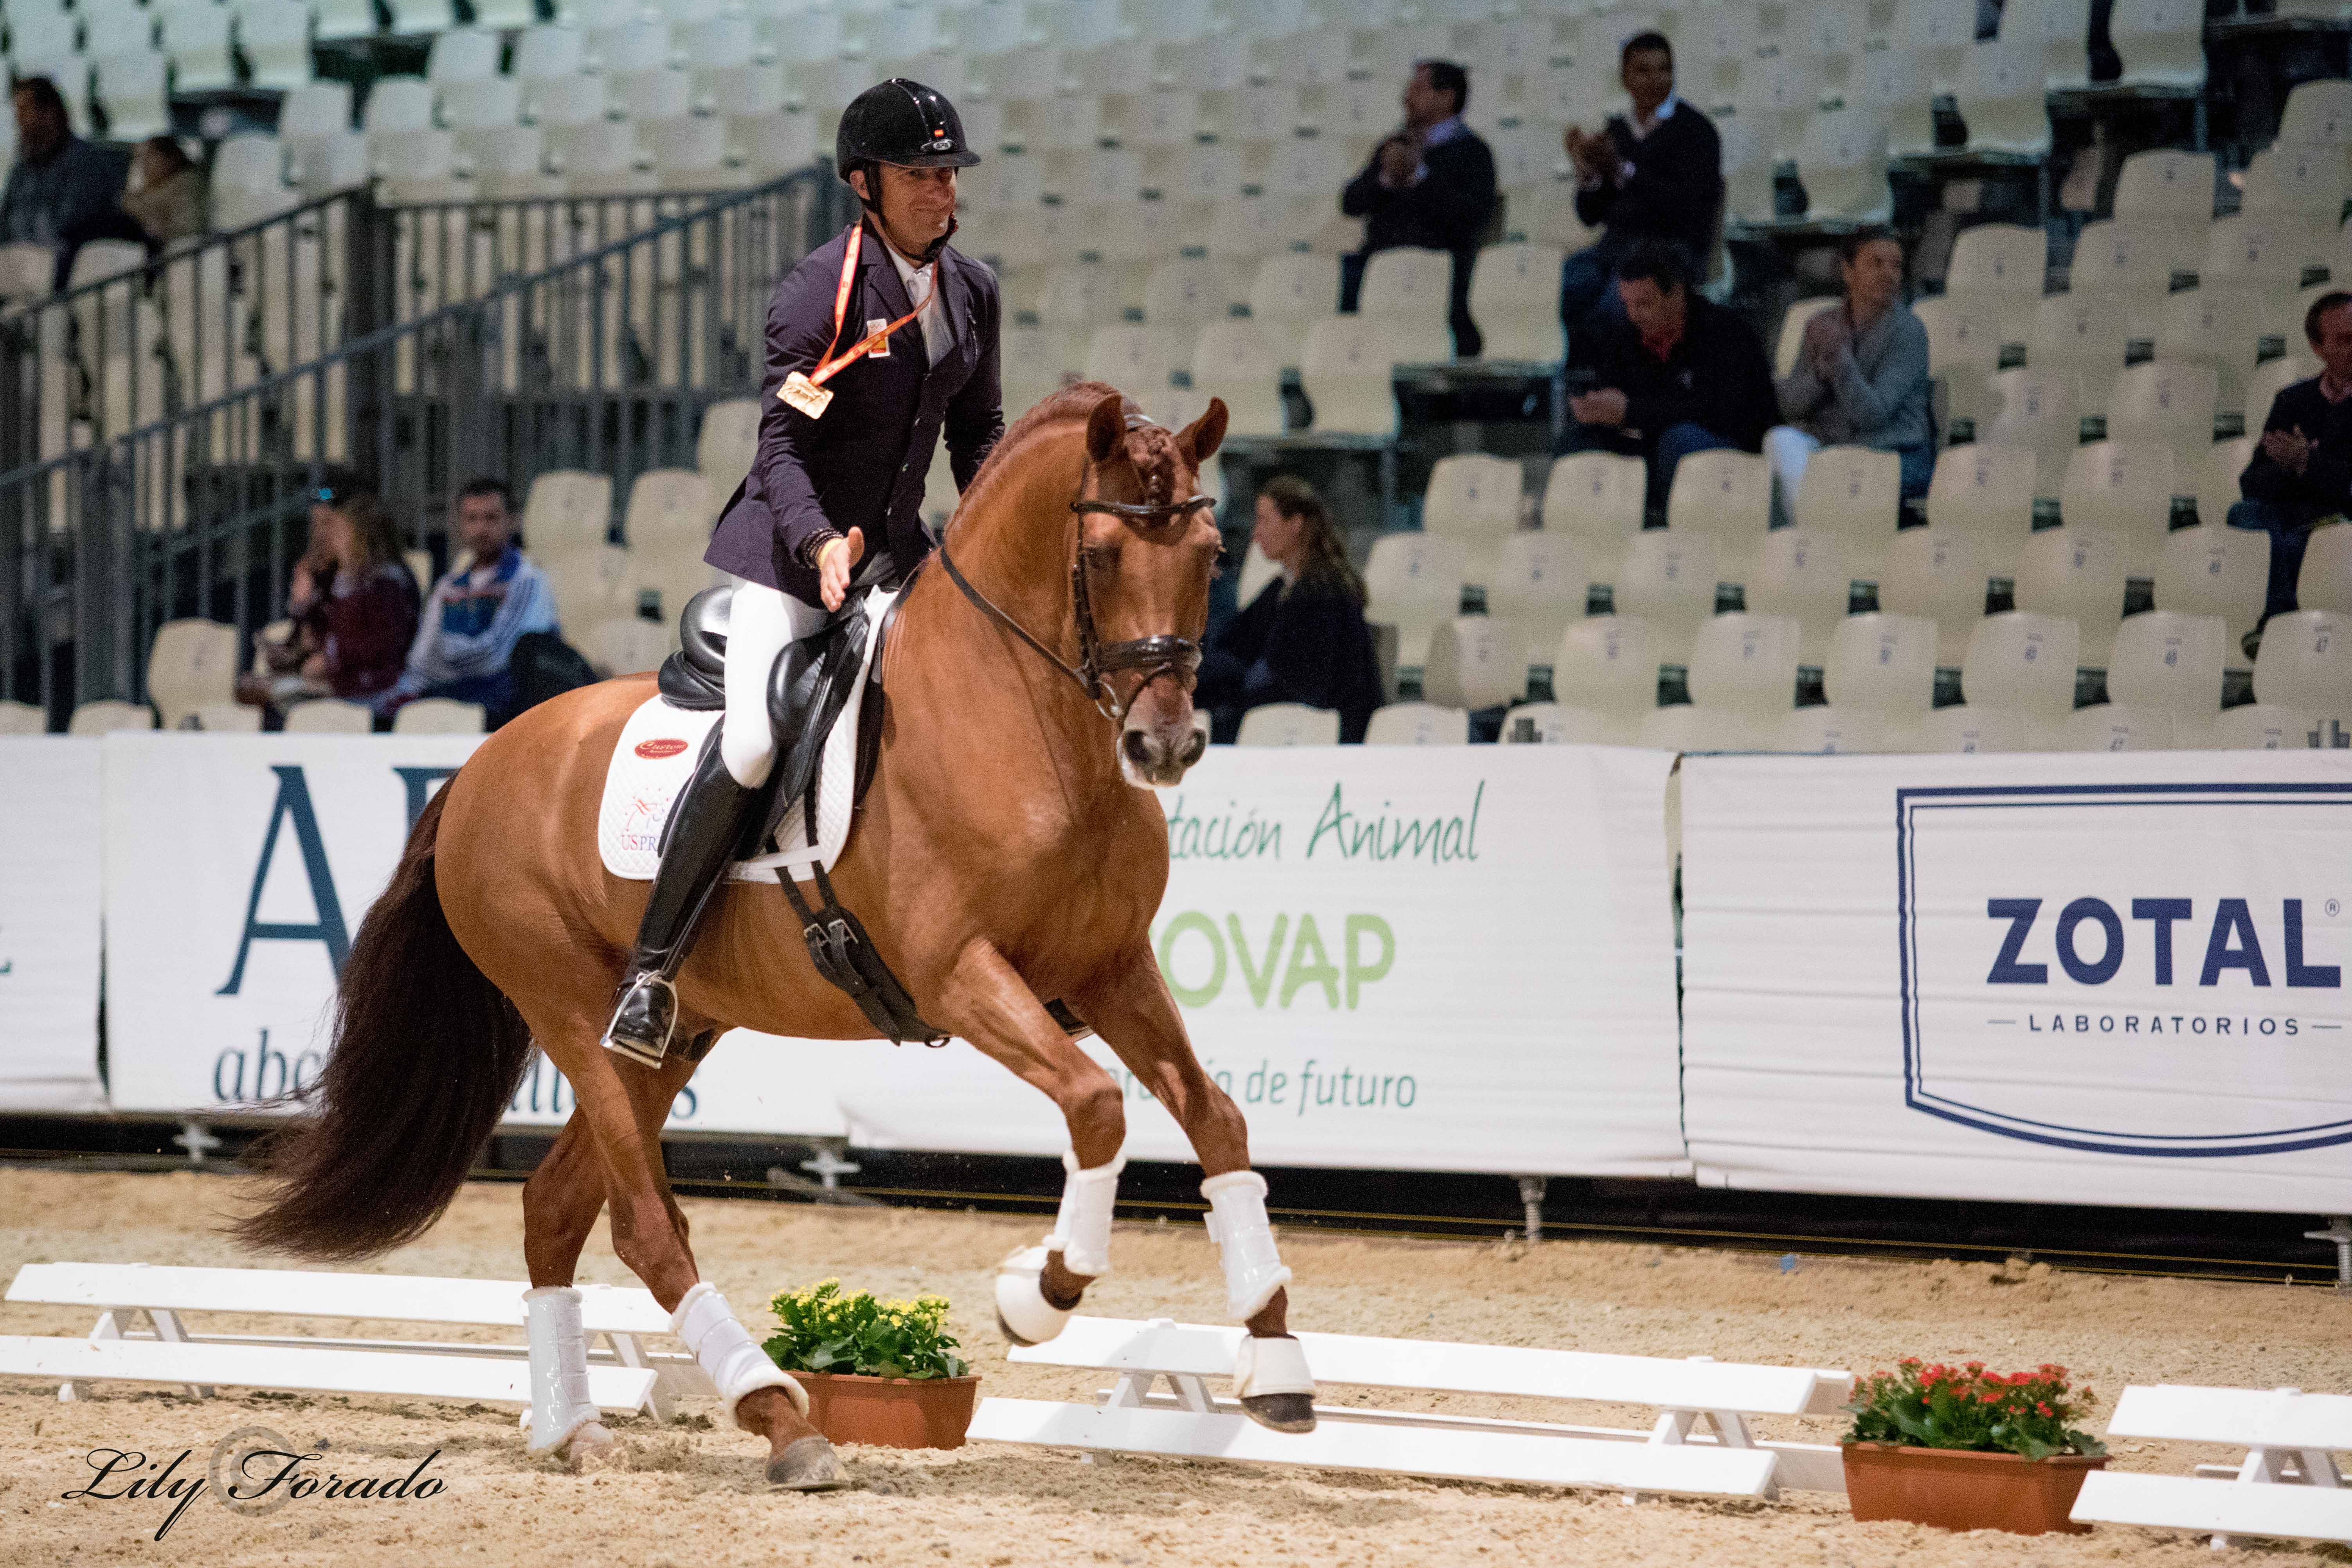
top-left (600, 976), bottom-right (675, 1069)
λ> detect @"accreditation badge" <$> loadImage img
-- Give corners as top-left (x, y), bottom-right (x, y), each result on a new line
top-left (780, 371), bottom-right (833, 419)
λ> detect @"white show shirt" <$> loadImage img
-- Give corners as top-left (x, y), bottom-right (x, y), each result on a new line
top-left (881, 237), bottom-right (951, 367)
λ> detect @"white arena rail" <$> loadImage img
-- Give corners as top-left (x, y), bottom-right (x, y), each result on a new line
top-left (2072, 1384), bottom-right (2352, 1549)
top-left (0, 1262), bottom-right (709, 1418)
top-left (971, 1315), bottom-right (1853, 1499)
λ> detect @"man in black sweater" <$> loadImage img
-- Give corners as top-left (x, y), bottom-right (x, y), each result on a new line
top-left (1560, 32), bottom-right (1723, 336)
top-left (2232, 290), bottom-right (2352, 623)
top-left (1339, 59), bottom-right (1497, 358)
top-left (1560, 240), bottom-right (1777, 509)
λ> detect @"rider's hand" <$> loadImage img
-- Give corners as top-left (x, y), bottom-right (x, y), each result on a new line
top-left (817, 526), bottom-right (864, 612)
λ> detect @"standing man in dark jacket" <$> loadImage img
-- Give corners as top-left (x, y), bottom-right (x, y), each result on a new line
top-left (2232, 290), bottom-right (2352, 624)
top-left (603, 78), bottom-right (1003, 1066)
top-left (1559, 32), bottom-right (1723, 335)
top-left (1339, 59), bottom-right (1497, 358)
top-left (1560, 241), bottom-right (1776, 508)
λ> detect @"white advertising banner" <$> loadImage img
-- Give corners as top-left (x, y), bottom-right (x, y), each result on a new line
top-left (99, 734), bottom-right (848, 1138)
top-left (1681, 751), bottom-right (2352, 1212)
top-left (0, 738), bottom-right (105, 1112)
top-left (817, 745), bottom-right (1690, 1176)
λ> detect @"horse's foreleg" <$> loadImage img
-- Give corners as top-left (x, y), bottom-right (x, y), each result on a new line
top-left (936, 939), bottom-right (1127, 1345)
top-left (529, 1013), bottom-right (846, 1491)
top-left (1071, 944), bottom-right (1318, 1433)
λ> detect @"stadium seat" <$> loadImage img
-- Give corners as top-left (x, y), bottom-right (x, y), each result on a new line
top-left (1945, 223), bottom-right (2047, 350)
top-left (2280, 79), bottom-right (2352, 146)
top-left (622, 471), bottom-right (712, 557)
top-left (1141, 258), bottom-right (1241, 340)
top-left (1538, 451), bottom-right (1646, 586)
top-left (375, 129), bottom-right (461, 204)
top-left (2300, 522), bottom-right (2352, 613)
top-left (313, 0), bottom-right (376, 41)
top-left (2193, 436), bottom-right (2256, 531)
top-left (1788, 445), bottom-right (1902, 581)
top-left (2058, 440), bottom-right (2178, 579)
top-left (1960, 610), bottom-right (2082, 729)
top-left (613, 68), bottom-right (693, 123)
top-left (1637, 702), bottom-right (1765, 752)
top-left (1856, 43), bottom-right (1937, 159)
top-left (425, 26), bottom-right (499, 86)
top-left (1299, 315), bottom-right (1448, 437)
top-left (1485, 533), bottom-right (1590, 670)
top-left (1362, 533), bottom-right (1468, 673)
top-left (1499, 702), bottom-right (1612, 744)
top-left (2106, 609), bottom-right (2227, 731)
top-left (1905, 704), bottom-right (2029, 753)
top-left (146, 619), bottom-right (238, 730)
top-left (514, 25), bottom-right (585, 88)
top-left (1896, 0), bottom-right (1974, 94)
top-left (1421, 617), bottom-right (1524, 711)
top-left (1235, 702), bottom-right (1341, 746)
top-left (2155, 286), bottom-right (2267, 418)
top-left (443, 76), bottom-right (523, 131)
top-left (94, 50), bottom-right (169, 140)
top-left (1687, 612), bottom-right (1802, 727)
top-left (1880, 525), bottom-right (1992, 666)
top-left (2113, 148), bottom-right (2216, 228)
top-left (1554, 616), bottom-right (1662, 739)
top-left (2028, 292), bottom-right (2131, 417)
top-left (365, 76), bottom-right (437, 138)
top-left (392, 698), bottom-right (487, 734)
top-left (1614, 532), bottom-right (1719, 667)
top-left (2066, 218), bottom-right (2189, 325)
top-left (1772, 706), bottom-right (1895, 753)
top-left (1986, 366), bottom-right (2084, 500)
top-left (1246, 252), bottom-right (1339, 370)
top-left (1421, 454), bottom-right (1523, 588)
top-left (1356, 247), bottom-right (1453, 333)
top-left (696, 400), bottom-right (758, 498)
top-left (1794, 106), bottom-right (1891, 223)
top-left (1466, 242), bottom-right (1566, 363)
top-left (2109, 0), bottom-right (2207, 91)
top-left (1745, 528), bottom-right (1855, 667)
top-left (1364, 702), bottom-right (1469, 745)
top-left (524, 470), bottom-right (615, 553)
top-left (1913, 293), bottom-right (2006, 434)
top-left (1954, 36), bottom-right (2051, 158)
top-left (1824, 611), bottom-right (1940, 722)
top-left (2057, 703), bottom-right (2174, 751)
top-left (283, 699), bottom-right (374, 733)
top-left (69, 700), bottom-right (157, 735)
top-left (0, 700), bottom-right (44, 734)
top-left (1083, 326), bottom-right (1183, 401)
top-left (591, 615), bottom-right (673, 679)
top-left (2239, 144), bottom-right (2352, 225)
top-left (1664, 449), bottom-right (1773, 587)
top-left (159, 0), bottom-right (235, 92)
top-left (278, 78), bottom-right (354, 155)
top-left (2154, 522), bottom-right (2269, 661)
top-left (1188, 322), bottom-right (1283, 438)
top-left (2205, 702), bottom-right (2320, 750)
top-left (2254, 608), bottom-right (2352, 725)
top-left (2025, 0), bottom-right (2095, 91)
top-left (2016, 522), bottom-right (2129, 666)
top-left (2107, 359), bottom-right (2219, 453)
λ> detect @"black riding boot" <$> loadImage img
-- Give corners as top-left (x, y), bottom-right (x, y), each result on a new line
top-left (602, 740), bottom-right (763, 1068)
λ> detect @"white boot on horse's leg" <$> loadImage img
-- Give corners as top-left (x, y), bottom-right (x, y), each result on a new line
top-left (1202, 1170), bottom-right (1316, 1433)
top-left (522, 1286), bottom-right (616, 1462)
top-left (994, 1150), bottom-right (1124, 1346)
top-left (671, 1282), bottom-right (846, 1491)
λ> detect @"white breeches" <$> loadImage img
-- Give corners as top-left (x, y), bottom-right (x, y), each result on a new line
top-left (722, 583), bottom-right (832, 789)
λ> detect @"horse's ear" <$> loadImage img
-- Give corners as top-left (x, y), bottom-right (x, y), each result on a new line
top-left (1084, 392), bottom-right (1126, 463)
top-left (1179, 399), bottom-right (1228, 468)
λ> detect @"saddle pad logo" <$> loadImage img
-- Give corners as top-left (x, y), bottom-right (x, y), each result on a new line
top-left (634, 738), bottom-right (689, 760)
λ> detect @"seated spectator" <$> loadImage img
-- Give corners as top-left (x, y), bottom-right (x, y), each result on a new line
top-left (2233, 291), bottom-right (2352, 625)
top-left (1765, 230), bottom-right (1933, 518)
top-left (378, 477), bottom-right (558, 725)
top-left (1, 77), bottom-right (140, 287)
top-left (237, 486), bottom-right (420, 722)
top-left (122, 137), bottom-right (208, 251)
top-left (1198, 477), bottom-right (1385, 744)
top-left (1559, 241), bottom-right (1777, 509)
top-left (1339, 59), bottom-right (1497, 359)
top-left (1559, 33), bottom-right (1723, 335)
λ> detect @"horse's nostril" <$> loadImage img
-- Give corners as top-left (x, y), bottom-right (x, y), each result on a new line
top-left (1178, 727), bottom-right (1207, 767)
top-left (1122, 728), bottom-right (1156, 766)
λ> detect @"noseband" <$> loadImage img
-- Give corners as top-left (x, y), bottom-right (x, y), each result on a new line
top-left (939, 487), bottom-right (1215, 724)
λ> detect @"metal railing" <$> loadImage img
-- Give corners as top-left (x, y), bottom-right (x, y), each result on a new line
top-left (0, 166), bottom-right (848, 716)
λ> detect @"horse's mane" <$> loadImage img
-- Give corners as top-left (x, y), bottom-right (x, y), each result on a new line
top-left (954, 381), bottom-right (1189, 529)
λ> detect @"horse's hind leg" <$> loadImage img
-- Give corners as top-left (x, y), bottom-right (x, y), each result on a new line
top-left (1071, 943), bottom-right (1317, 1433)
top-left (933, 941), bottom-right (1128, 1346)
top-left (528, 1007), bottom-right (848, 1490)
top-left (519, 1113), bottom-right (623, 1461)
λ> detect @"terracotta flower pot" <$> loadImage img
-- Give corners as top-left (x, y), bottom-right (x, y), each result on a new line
top-left (1843, 1442), bottom-right (2108, 1535)
top-left (796, 1371), bottom-right (980, 1450)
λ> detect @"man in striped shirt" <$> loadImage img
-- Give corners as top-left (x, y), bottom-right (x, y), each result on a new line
top-left (378, 477), bottom-right (557, 725)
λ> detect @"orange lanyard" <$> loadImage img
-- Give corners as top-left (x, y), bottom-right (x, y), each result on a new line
top-left (807, 223), bottom-right (935, 389)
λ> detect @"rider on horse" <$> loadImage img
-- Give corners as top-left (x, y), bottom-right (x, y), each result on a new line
top-left (603, 79), bottom-right (1003, 1066)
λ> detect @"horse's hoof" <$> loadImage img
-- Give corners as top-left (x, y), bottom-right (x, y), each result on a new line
top-left (1239, 1393), bottom-right (1317, 1434)
top-left (569, 1422), bottom-right (623, 1472)
top-left (767, 1434), bottom-right (852, 1492)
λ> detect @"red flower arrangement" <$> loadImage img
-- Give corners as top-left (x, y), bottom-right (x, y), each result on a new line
top-left (1844, 1359), bottom-right (2105, 1461)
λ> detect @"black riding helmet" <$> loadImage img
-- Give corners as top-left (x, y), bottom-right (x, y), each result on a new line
top-left (836, 80), bottom-right (980, 265)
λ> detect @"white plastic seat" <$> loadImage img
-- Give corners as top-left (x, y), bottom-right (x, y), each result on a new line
top-left (641, 115), bottom-right (731, 187)
top-left (1553, 616), bottom-right (1662, 739)
top-left (1960, 610), bottom-right (2082, 727)
top-left (622, 470), bottom-right (713, 556)
top-left (1187, 322), bottom-right (1282, 438)
top-left (1083, 326), bottom-right (1183, 400)
top-left (2114, 148), bottom-right (2217, 225)
top-left (2067, 218), bottom-right (2190, 324)
top-left (2028, 292), bottom-right (2131, 417)
top-left (523, 470), bottom-right (616, 554)
top-left (1637, 702), bottom-right (1765, 752)
top-left (1356, 246), bottom-right (1453, 332)
top-left (1856, 43), bottom-right (1937, 159)
top-left (1794, 106), bottom-right (1891, 223)
top-left (365, 76), bottom-right (438, 137)
top-left (1880, 526), bottom-right (1991, 667)
top-left (2239, 144), bottom-right (2351, 226)
top-left (283, 698), bottom-right (375, 733)
top-left (1421, 454), bottom-right (1523, 589)
top-left (1246, 252), bottom-right (1339, 371)
top-left (530, 73), bottom-right (611, 131)
top-left (2107, 359), bottom-right (2219, 452)
top-left (1421, 618), bottom-right (1525, 711)
top-left (1299, 315), bottom-right (1448, 437)
top-left (1772, 706), bottom-right (1893, 754)
top-left (1904, 705), bottom-right (2028, 753)
top-left (146, 618), bottom-right (239, 729)
top-left (1664, 450), bottom-right (1773, 587)
top-left (554, 120), bottom-right (645, 196)
top-left (1896, 0), bottom-right (1975, 94)
top-left (1945, 223), bottom-right (2048, 349)
top-left (1141, 258), bottom-right (1240, 340)
top-left (1985, 367), bottom-right (2084, 500)
top-left (1614, 533), bottom-right (1720, 667)
top-left (69, 700), bottom-right (157, 735)
top-left (2110, 0), bottom-right (2207, 90)
top-left (1466, 242), bottom-right (1565, 363)
top-left (2194, 436), bottom-right (2257, 532)
top-left (1500, 703), bottom-right (1612, 745)
top-left (611, 68), bottom-right (692, 123)
top-left (1486, 533), bottom-right (1591, 667)
top-left (2156, 286), bottom-right (2268, 419)
top-left (0, 699), bottom-right (44, 734)
top-left (2205, 702), bottom-right (2320, 750)
top-left (1234, 703), bottom-right (1340, 747)
top-left (2016, 523), bottom-right (2129, 666)
top-left (2107, 608), bottom-right (2226, 730)
top-left (385, 0), bottom-right (456, 36)
top-left (2154, 522), bottom-right (2269, 660)
top-left (1954, 36), bottom-right (2051, 158)
top-left (1687, 612), bottom-right (1802, 724)
top-left (92, 49), bottom-right (169, 139)
top-left (2253, 608), bottom-right (2352, 724)
top-left (313, 0), bottom-right (377, 40)
top-left (2058, 440), bottom-right (2179, 579)
top-left (1826, 611), bottom-right (1940, 720)
top-left (1361, 533), bottom-right (1468, 671)
top-left (1913, 293), bottom-right (2006, 434)
top-left (2055, 703), bottom-right (2172, 751)
top-left (392, 698), bottom-right (486, 734)
top-left (2024, 0), bottom-right (2095, 90)
top-left (2300, 521), bottom-right (2352, 613)
top-left (1363, 702), bottom-right (1469, 746)
top-left (1745, 529), bottom-right (1856, 668)
top-left (514, 26), bottom-right (585, 85)
top-left (160, 1), bottom-right (235, 92)
top-left (1540, 451), bottom-right (1646, 586)
top-left (426, 25), bottom-right (499, 87)
top-left (2280, 79), bottom-right (2352, 146)
top-left (1788, 446), bottom-right (1902, 582)
top-left (373, 129), bottom-right (461, 204)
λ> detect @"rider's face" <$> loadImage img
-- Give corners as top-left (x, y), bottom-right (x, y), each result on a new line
top-left (855, 164), bottom-right (958, 257)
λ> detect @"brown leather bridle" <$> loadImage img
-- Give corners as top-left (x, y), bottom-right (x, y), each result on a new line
top-left (940, 486), bottom-right (1216, 723)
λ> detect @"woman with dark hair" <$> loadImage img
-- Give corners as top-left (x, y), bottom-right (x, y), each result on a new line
top-left (238, 487), bottom-right (421, 721)
top-left (1197, 476), bottom-right (1385, 743)
top-left (122, 136), bottom-right (207, 249)
top-left (1767, 228), bottom-right (1933, 512)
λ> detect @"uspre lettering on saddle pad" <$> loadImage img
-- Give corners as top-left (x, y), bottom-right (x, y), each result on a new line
top-left (597, 588), bottom-right (895, 882)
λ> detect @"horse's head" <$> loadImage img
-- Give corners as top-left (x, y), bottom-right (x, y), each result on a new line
top-left (1074, 390), bottom-right (1228, 788)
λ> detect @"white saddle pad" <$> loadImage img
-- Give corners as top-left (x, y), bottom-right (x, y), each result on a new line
top-left (597, 588), bottom-right (895, 882)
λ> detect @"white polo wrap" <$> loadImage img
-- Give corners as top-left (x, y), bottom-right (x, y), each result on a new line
top-left (1232, 1332), bottom-right (1316, 1400)
top-left (1200, 1169), bottom-right (1292, 1320)
top-left (521, 1285), bottom-right (602, 1455)
top-left (1045, 1150), bottom-right (1125, 1277)
top-left (670, 1281), bottom-right (807, 1428)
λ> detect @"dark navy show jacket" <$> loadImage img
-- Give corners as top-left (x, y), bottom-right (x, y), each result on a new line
top-left (705, 220), bottom-right (1004, 601)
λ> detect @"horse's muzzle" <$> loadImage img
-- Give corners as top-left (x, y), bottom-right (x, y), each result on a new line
top-left (1119, 712), bottom-right (1206, 787)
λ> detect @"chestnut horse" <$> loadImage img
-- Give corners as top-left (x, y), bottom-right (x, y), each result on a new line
top-left (235, 387), bottom-right (1315, 1489)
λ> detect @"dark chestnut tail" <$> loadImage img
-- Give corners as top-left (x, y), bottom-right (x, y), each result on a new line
top-left (233, 785), bottom-right (532, 1259)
